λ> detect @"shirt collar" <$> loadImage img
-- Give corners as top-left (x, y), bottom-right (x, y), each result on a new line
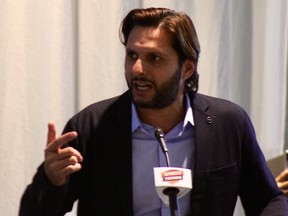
top-left (132, 94), bottom-right (194, 133)
top-left (183, 94), bottom-right (194, 127)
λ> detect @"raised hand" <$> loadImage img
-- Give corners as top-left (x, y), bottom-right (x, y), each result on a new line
top-left (44, 122), bottom-right (83, 186)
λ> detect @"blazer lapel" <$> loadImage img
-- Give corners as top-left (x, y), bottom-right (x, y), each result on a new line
top-left (190, 93), bottom-right (216, 213)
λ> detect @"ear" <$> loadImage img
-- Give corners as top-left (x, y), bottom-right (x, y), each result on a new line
top-left (182, 59), bottom-right (195, 81)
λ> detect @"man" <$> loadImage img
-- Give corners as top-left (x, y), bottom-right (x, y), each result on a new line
top-left (20, 8), bottom-right (288, 215)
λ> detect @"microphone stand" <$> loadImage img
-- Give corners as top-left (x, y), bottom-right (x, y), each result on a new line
top-left (155, 128), bottom-right (181, 216)
top-left (163, 188), bottom-right (180, 216)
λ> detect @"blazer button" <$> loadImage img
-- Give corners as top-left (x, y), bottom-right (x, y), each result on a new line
top-left (206, 116), bottom-right (213, 124)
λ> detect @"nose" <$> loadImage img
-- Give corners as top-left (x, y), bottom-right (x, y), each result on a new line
top-left (132, 59), bottom-right (145, 75)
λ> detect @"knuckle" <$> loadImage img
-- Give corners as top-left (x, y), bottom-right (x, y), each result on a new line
top-left (70, 156), bottom-right (77, 163)
top-left (65, 147), bottom-right (75, 154)
top-left (66, 165), bottom-right (76, 173)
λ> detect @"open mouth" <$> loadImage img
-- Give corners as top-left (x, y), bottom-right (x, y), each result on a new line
top-left (133, 82), bottom-right (153, 91)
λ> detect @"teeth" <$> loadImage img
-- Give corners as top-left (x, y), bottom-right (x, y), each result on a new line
top-left (137, 84), bottom-right (149, 90)
top-left (135, 83), bottom-right (150, 90)
top-left (138, 84), bottom-right (147, 87)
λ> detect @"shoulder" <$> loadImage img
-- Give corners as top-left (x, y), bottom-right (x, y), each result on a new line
top-left (65, 91), bottom-right (131, 133)
top-left (192, 93), bottom-right (246, 114)
top-left (191, 93), bottom-right (251, 126)
top-left (74, 91), bottom-right (131, 120)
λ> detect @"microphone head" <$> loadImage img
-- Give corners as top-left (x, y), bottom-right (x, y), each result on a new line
top-left (155, 128), bottom-right (164, 139)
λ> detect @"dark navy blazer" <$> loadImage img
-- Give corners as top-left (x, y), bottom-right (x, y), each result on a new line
top-left (20, 91), bottom-right (288, 215)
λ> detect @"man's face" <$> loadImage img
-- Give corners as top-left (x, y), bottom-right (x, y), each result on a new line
top-left (124, 26), bottom-right (187, 109)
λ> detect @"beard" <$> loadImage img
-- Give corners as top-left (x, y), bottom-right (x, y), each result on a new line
top-left (127, 67), bottom-right (182, 109)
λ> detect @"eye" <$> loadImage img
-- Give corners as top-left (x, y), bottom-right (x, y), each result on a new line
top-left (149, 53), bottom-right (162, 62)
top-left (126, 51), bottom-right (138, 60)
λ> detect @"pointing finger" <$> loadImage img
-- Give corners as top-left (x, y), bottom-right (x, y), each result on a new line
top-left (47, 122), bottom-right (56, 145)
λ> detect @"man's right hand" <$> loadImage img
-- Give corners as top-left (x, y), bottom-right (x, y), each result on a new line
top-left (44, 122), bottom-right (83, 186)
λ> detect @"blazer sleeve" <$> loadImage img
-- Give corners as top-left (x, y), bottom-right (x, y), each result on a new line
top-left (19, 94), bottom-right (127, 216)
top-left (239, 111), bottom-right (288, 215)
top-left (19, 119), bottom-right (80, 216)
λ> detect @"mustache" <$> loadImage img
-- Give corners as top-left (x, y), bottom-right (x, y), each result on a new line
top-left (131, 76), bottom-right (154, 84)
top-left (132, 77), bottom-right (149, 82)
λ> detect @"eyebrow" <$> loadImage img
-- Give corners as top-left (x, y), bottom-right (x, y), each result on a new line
top-left (125, 48), bottom-right (134, 53)
top-left (125, 47), bottom-right (168, 58)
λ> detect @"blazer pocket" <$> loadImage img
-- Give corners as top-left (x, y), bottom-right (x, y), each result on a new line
top-left (209, 162), bottom-right (237, 178)
top-left (204, 162), bottom-right (239, 215)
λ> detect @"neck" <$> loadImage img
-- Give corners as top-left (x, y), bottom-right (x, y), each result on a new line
top-left (136, 96), bottom-right (186, 133)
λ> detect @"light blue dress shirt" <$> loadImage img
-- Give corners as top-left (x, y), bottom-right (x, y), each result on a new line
top-left (132, 95), bottom-right (195, 216)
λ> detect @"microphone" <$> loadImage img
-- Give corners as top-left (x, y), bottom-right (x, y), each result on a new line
top-left (153, 128), bottom-right (193, 216)
top-left (155, 128), bottom-right (170, 167)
